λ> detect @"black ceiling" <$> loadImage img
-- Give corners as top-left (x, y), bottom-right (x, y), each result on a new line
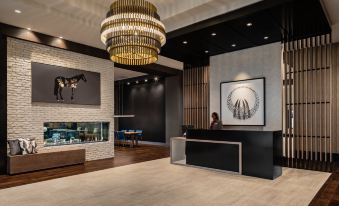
top-left (160, 0), bottom-right (331, 65)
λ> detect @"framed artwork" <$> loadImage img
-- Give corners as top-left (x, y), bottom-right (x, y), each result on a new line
top-left (32, 62), bottom-right (101, 105)
top-left (220, 77), bottom-right (265, 126)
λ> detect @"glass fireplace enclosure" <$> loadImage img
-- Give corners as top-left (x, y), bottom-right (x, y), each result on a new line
top-left (44, 122), bottom-right (109, 146)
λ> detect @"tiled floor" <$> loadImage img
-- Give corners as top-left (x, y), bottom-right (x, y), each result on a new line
top-left (0, 158), bottom-right (330, 206)
top-left (0, 144), bottom-right (170, 189)
top-left (1, 145), bottom-right (337, 205)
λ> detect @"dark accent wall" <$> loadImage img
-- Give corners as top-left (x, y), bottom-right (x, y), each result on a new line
top-left (165, 75), bottom-right (183, 144)
top-left (0, 34), bottom-right (7, 174)
top-left (119, 80), bottom-right (166, 143)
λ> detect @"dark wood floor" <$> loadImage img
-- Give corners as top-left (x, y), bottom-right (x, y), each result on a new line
top-left (0, 144), bottom-right (170, 190)
top-left (309, 162), bottom-right (339, 206)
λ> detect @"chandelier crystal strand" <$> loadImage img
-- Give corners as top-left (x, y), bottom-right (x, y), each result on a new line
top-left (101, 0), bottom-right (166, 65)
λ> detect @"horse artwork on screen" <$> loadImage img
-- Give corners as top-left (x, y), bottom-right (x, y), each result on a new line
top-left (32, 62), bottom-right (100, 105)
top-left (221, 78), bottom-right (265, 126)
top-left (54, 74), bottom-right (87, 102)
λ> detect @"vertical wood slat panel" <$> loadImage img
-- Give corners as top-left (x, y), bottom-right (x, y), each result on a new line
top-left (310, 37), bottom-right (316, 160)
top-left (310, 37), bottom-right (317, 160)
top-left (315, 36), bottom-right (318, 161)
top-left (331, 41), bottom-right (336, 161)
top-left (319, 36), bottom-right (322, 162)
top-left (296, 40), bottom-right (299, 160)
top-left (291, 41), bottom-right (294, 160)
top-left (325, 36), bottom-right (329, 161)
top-left (305, 39), bottom-right (309, 160)
top-left (283, 34), bottom-right (333, 169)
top-left (283, 42), bottom-right (288, 158)
top-left (319, 36), bottom-right (326, 161)
top-left (297, 40), bottom-right (300, 160)
top-left (303, 39), bottom-right (306, 159)
top-left (183, 65), bottom-right (210, 129)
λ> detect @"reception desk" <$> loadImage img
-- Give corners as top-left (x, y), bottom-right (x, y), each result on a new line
top-left (171, 129), bottom-right (282, 180)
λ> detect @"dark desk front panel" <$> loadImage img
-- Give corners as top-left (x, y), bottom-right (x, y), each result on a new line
top-left (186, 130), bottom-right (282, 179)
top-left (186, 142), bottom-right (240, 173)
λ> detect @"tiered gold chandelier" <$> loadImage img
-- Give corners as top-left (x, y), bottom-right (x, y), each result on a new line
top-left (100, 0), bottom-right (166, 65)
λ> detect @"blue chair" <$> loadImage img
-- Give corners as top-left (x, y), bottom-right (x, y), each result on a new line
top-left (128, 129), bottom-right (135, 132)
top-left (117, 131), bottom-right (127, 146)
top-left (135, 130), bottom-right (143, 141)
top-left (114, 131), bottom-right (119, 145)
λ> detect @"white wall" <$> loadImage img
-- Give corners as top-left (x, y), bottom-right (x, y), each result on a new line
top-left (7, 38), bottom-right (115, 161)
top-left (210, 42), bottom-right (282, 131)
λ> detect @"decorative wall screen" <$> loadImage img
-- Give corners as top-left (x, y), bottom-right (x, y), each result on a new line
top-left (283, 34), bottom-right (334, 169)
top-left (32, 62), bottom-right (101, 105)
top-left (183, 65), bottom-right (210, 129)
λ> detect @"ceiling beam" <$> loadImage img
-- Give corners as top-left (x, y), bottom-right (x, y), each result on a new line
top-left (115, 63), bottom-right (182, 76)
top-left (0, 22), bottom-right (182, 76)
top-left (0, 22), bottom-right (108, 59)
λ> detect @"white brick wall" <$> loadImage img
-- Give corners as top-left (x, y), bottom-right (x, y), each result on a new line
top-left (7, 38), bottom-right (115, 161)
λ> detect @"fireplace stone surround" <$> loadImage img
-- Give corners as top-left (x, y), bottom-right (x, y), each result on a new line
top-left (7, 38), bottom-right (115, 161)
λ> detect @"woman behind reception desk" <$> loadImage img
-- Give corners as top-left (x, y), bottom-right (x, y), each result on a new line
top-left (209, 112), bottom-right (223, 130)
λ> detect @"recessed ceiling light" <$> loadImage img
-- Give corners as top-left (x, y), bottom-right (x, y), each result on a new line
top-left (264, 36), bottom-right (269, 40)
top-left (27, 28), bottom-right (31, 31)
top-left (145, 79), bottom-right (148, 82)
top-left (59, 36), bottom-right (63, 39)
top-left (205, 50), bottom-right (209, 54)
top-left (183, 41), bottom-right (188, 44)
top-left (211, 33), bottom-right (217, 36)
top-left (154, 77), bottom-right (159, 81)
top-left (135, 80), bottom-right (139, 84)
top-left (246, 22), bottom-right (253, 27)
top-left (14, 9), bottom-right (22, 14)
top-left (231, 44), bottom-right (237, 47)
top-left (127, 82), bottom-right (130, 85)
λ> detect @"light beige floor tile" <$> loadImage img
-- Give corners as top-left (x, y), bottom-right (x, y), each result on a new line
top-left (0, 158), bottom-right (330, 206)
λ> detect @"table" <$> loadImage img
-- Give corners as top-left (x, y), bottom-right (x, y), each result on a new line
top-left (124, 131), bottom-right (142, 147)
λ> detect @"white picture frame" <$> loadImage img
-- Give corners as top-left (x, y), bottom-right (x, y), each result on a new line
top-left (220, 78), bottom-right (265, 126)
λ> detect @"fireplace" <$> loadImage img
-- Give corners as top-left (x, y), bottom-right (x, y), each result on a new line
top-left (44, 122), bottom-right (109, 146)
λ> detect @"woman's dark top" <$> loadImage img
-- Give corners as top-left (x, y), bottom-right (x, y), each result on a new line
top-left (210, 120), bottom-right (223, 130)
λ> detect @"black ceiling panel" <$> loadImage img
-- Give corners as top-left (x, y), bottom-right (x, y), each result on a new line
top-left (160, 0), bottom-right (331, 65)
